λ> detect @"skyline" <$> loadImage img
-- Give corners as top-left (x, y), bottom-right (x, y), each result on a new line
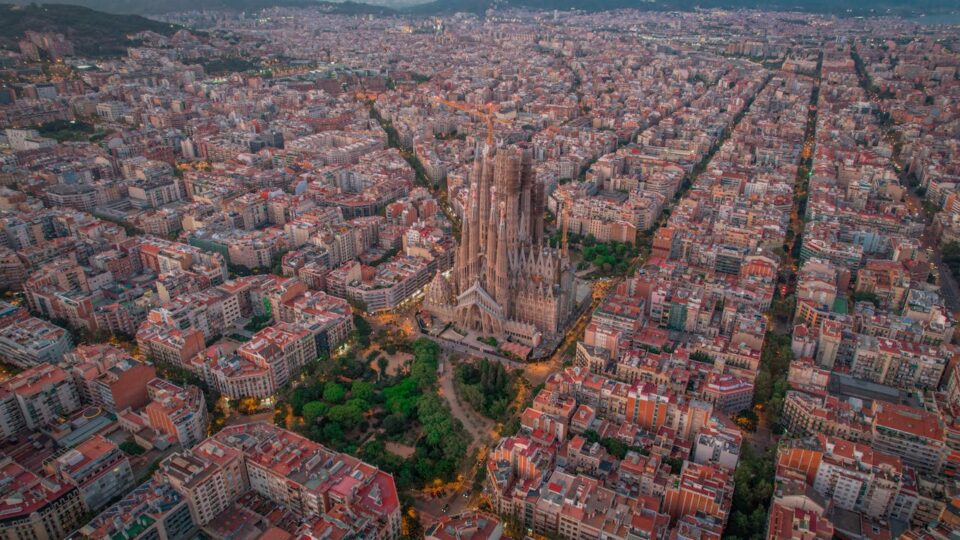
top-left (0, 3), bottom-right (959, 540)
top-left (7, 0), bottom-right (960, 16)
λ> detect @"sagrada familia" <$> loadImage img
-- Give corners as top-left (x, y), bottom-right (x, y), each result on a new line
top-left (424, 144), bottom-right (575, 347)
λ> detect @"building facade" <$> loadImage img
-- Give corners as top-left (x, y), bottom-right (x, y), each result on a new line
top-left (424, 144), bottom-right (575, 346)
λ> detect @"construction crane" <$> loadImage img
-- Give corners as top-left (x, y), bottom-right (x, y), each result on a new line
top-left (431, 97), bottom-right (510, 146)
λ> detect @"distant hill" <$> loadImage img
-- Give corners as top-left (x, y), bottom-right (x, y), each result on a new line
top-left (409, 0), bottom-right (960, 16)
top-left (10, 0), bottom-right (960, 18)
top-left (14, 0), bottom-right (396, 16)
top-left (0, 3), bottom-right (180, 57)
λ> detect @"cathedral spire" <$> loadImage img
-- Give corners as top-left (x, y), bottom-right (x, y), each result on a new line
top-left (478, 144), bottom-right (494, 253)
top-left (427, 144), bottom-right (575, 343)
top-left (495, 202), bottom-right (510, 311)
top-left (484, 196), bottom-right (499, 298)
top-left (467, 165), bottom-right (481, 283)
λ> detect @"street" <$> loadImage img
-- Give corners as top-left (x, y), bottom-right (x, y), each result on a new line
top-left (904, 187), bottom-right (960, 314)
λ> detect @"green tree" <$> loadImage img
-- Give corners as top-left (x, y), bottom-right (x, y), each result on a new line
top-left (383, 378), bottom-right (419, 418)
top-left (726, 444), bottom-right (777, 539)
top-left (664, 457), bottom-right (684, 475)
top-left (487, 397), bottom-right (509, 419)
top-left (770, 295), bottom-right (796, 322)
top-left (600, 437), bottom-right (628, 459)
top-left (453, 358), bottom-right (515, 420)
top-left (382, 413), bottom-right (407, 436)
top-left (302, 401), bottom-right (327, 425)
top-left (753, 369), bottom-right (773, 404)
top-left (328, 404), bottom-right (364, 429)
top-left (353, 314), bottom-right (372, 346)
top-left (410, 339), bottom-right (440, 390)
top-left (944, 241), bottom-right (960, 277)
top-left (336, 355), bottom-right (370, 379)
top-left (120, 441), bottom-right (146, 455)
top-left (322, 422), bottom-right (344, 443)
top-left (733, 409), bottom-right (759, 432)
top-left (851, 290), bottom-right (879, 305)
top-left (346, 398), bottom-right (371, 413)
top-left (460, 383), bottom-right (485, 411)
top-left (402, 505), bottom-right (424, 540)
top-left (690, 351), bottom-right (714, 364)
top-left (351, 381), bottom-right (375, 402)
top-left (289, 384), bottom-right (323, 416)
top-left (377, 356), bottom-right (389, 378)
top-left (323, 382), bottom-right (346, 404)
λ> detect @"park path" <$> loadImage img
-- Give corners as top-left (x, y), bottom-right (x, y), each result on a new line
top-left (413, 354), bottom-right (496, 522)
top-left (437, 353), bottom-right (494, 445)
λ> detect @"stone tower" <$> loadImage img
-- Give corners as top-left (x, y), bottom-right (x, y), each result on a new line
top-left (424, 143), bottom-right (573, 347)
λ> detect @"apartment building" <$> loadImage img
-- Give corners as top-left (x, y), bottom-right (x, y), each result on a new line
top-left (778, 434), bottom-right (918, 524)
top-left (327, 255), bottom-right (432, 313)
top-left (850, 336), bottom-right (946, 391)
top-left (662, 461), bottom-right (734, 525)
top-left (766, 485), bottom-right (835, 540)
top-left (237, 323), bottom-right (316, 389)
top-left (65, 344), bottom-right (156, 413)
top-left (145, 423), bottom-right (402, 539)
top-left (280, 288), bottom-right (355, 355)
top-left (137, 319), bottom-right (207, 370)
top-left (0, 316), bottom-right (72, 368)
top-left (158, 442), bottom-right (246, 526)
top-left (693, 426), bottom-right (742, 471)
top-left (78, 478), bottom-right (197, 540)
top-left (144, 378), bottom-right (208, 448)
top-left (144, 288), bottom-right (241, 343)
top-left (0, 364), bottom-right (82, 436)
top-left (195, 347), bottom-right (276, 400)
top-left (44, 435), bottom-right (135, 512)
top-left (699, 372), bottom-right (754, 413)
top-left (426, 512), bottom-right (504, 540)
top-left (0, 455), bottom-right (85, 540)
top-left (871, 402), bottom-right (946, 476)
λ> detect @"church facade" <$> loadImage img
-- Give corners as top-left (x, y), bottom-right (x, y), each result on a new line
top-left (424, 144), bottom-right (575, 347)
